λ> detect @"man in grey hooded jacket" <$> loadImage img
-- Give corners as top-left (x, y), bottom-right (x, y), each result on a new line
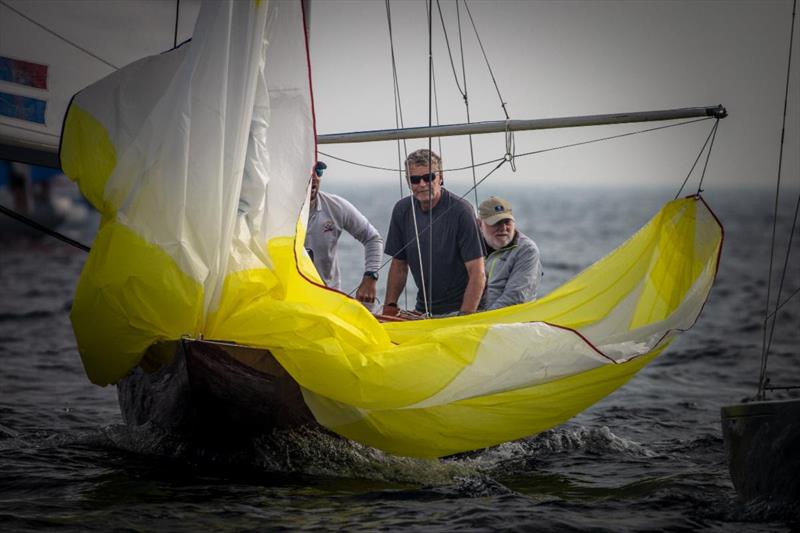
top-left (478, 196), bottom-right (542, 310)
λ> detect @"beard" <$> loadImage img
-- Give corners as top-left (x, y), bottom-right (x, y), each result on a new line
top-left (484, 231), bottom-right (513, 250)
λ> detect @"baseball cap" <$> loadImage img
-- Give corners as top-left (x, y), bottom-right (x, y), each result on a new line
top-left (478, 196), bottom-right (514, 225)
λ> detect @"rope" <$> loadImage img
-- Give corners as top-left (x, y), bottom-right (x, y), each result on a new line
top-left (673, 119), bottom-right (718, 200)
top-left (0, 0), bottom-right (118, 70)
top-left (0, 204), bottom-right (90, 252)
top-left (758, 0), bottom-right (797, 400)
top-left (436, 0), bottom-right (466, 99)
top-left (463, 0), bottom-right (509, 120)
top-left (504, 120), bottom-right (517, 172)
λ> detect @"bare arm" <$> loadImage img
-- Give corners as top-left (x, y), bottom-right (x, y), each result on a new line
top-left (382, 258), bottom-right (408, 316)
top-left (460, 256), bottom-right (486, 314)
top-left (355, 276), bottom-right (377, 305)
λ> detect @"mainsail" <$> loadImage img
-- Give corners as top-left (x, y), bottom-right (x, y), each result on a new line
top-left (57, 0), bottom-right (722, 458)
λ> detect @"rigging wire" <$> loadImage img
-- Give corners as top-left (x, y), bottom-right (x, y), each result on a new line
top-left (425, 0), bottom-right (434, 316)
top-left (435, 0), bottom-right (484, 252)
top-left (0, 204), bottom-right (90, 252)
top-left (432, 60), bottom-right (444, 159)
top-left (765, 187), bottom-right (800, 357)
top-left (385, 0), bottom-right (412, 311)
top-left (695, 118), bottom-right (720, 195)
top-left (758, 0), bottom-right (797, 400)
top-left (463, 0), bottom-right (509, 120)
top-left (173, 0), bottom-right (181, 49)
top-left (674, 119), bottom-right (719, 199)
top-left (455, 0), bottom-right (481, 209)
top-left (0, 0), bottom-right (118, 70)
top-left (456, 0), bottom-right (488, 255)
top-left (435, 0), bottom-right (500, 208)
top-left (765, 283), bottom-right (800, 322)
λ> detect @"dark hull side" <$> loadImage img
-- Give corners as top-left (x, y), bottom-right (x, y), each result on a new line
top-left (117, 339), bottom-right (316, 439)
top-left (721, 398), bottom-right (800, 507)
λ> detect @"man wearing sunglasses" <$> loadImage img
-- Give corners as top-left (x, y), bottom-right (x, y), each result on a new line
top-left (305, 161), bottom-right (384, 307)
top-left (382, 149), bottom-right (485, 317)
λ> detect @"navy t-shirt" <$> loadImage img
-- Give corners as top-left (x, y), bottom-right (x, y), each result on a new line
top-left (384, 188), bottom-right (484, 314)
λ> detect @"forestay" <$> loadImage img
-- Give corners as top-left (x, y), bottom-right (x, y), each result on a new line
top-left (60, 0), bottom-right (723, 458)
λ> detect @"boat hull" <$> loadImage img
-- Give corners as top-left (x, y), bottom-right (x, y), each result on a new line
top-left (721, 398), bottom-right (800, 506)
top-left (117, 339), bottom-right (316, 439)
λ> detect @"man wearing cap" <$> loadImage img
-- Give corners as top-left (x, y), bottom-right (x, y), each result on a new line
top-left (479, 196), bottom-right (542, 310)
top-left (382, 149), bottom-right (485, 317)
top-left (304, 161), bottom-right (384, 306)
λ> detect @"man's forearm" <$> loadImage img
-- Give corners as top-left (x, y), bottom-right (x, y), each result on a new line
top-left (461, 259), bottom-right (486, 313)
top-left (384, 259), bottom-right (408, 306)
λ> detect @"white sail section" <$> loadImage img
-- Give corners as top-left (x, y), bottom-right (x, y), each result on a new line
top-left (61, 0), bottom-right (319, 385)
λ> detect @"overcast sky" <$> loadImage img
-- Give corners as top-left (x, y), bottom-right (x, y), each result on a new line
top-left (308, 0), bottom-right (799, 190)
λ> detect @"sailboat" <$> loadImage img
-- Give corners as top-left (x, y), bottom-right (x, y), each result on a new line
top-left (720, 0), bottom-right (799, 508)
top-left (1, 0), bottom-right (726, 458)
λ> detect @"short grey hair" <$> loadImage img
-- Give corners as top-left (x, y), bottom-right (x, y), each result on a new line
top-left (405, 149), bottom-right (442, 173)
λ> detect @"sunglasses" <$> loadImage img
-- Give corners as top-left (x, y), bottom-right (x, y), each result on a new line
top-left (408, 172), bottom-right (438, 185)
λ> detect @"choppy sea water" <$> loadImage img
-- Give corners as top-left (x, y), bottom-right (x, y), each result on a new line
top-left (1, 183), bottom-right (799, 532)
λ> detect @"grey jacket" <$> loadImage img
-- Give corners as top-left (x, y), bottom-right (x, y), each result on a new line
top-left (483, 231), bottom-right (542, 310)
top-left (305, 191), bottom-right (383, 290)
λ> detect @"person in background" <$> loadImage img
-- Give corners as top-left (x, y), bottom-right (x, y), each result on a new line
top-left (382, 149), bottom-right (485, 317)
top-left (478, 196), bottom-right (542, 310)
top-left (304, 161), bottom-right (384, 307)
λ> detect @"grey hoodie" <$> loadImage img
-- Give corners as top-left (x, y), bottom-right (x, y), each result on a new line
top-left (483, 231), bottom-right (542, 310)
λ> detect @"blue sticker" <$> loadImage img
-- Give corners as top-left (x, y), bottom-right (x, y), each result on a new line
top-left (0, 91), bottom-right (46, 124)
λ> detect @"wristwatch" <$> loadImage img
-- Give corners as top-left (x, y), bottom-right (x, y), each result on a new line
top-left (364, 271), bottom-right (379, 280)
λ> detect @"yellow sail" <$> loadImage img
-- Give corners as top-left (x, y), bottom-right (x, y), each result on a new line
top-left (60, 0), bottom-right (723, 457)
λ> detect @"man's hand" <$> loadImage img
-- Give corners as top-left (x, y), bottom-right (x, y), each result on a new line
top-left (381, 304), bottom-right (400, 317)
top-left (356, 276), bottom-right (377, 305)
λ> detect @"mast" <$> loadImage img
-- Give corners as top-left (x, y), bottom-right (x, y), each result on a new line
top-left (319, 105), bottom-right (727, 145)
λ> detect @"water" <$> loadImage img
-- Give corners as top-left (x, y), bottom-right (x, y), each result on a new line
top-left (1, 183), bottom-right (799, 531)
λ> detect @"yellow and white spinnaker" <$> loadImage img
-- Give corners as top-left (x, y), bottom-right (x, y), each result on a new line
top-left (61, 0), bottom-right (722, 457)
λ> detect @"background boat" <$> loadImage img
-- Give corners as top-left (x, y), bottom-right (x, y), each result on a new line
top-left (720, 0), bottom-right (800, 513)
